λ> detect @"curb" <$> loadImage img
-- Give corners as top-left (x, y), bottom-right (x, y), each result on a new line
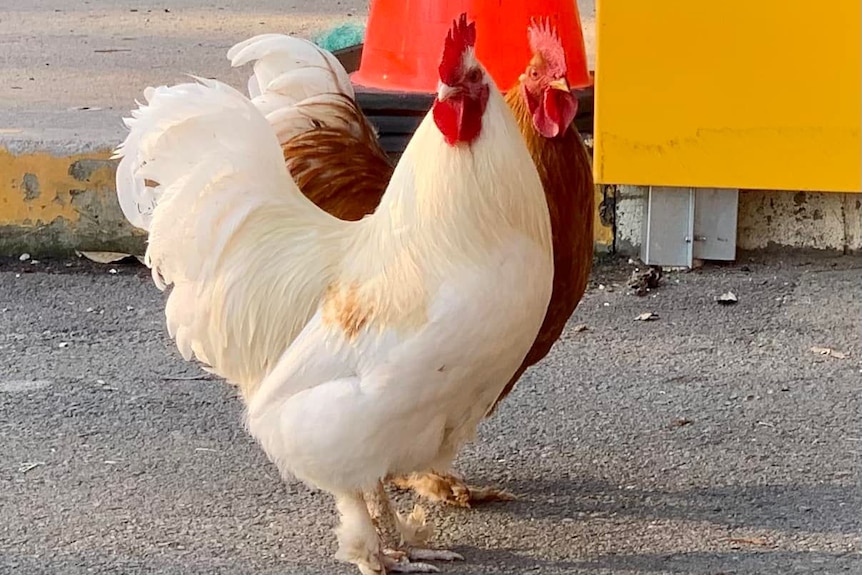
top-left (0, 148), bottom-right (146, 257)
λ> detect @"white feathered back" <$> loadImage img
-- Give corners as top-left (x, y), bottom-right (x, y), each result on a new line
top-left (114, 78), bottom-right (350, 395)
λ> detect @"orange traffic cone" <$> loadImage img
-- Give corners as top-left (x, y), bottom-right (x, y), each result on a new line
top-left (351, 0), bottom-right (591, 93)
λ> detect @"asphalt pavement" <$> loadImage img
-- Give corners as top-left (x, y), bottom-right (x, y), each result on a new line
top-left (1, 253), bottom-right (860, 574)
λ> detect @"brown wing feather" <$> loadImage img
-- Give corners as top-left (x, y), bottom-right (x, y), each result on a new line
top-left (281, 97), bottom-right (393, 221)
top-left (487, 86), bottom-right (595, 415)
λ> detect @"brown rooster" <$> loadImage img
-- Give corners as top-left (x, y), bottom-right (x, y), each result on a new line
top-left (498, 19), bottom-right (595, 411)
top-left (231, 20), bottom-right (594, 508)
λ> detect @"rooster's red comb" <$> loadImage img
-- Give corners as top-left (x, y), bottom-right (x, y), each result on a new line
top-left (439, 13), bottom-right (477, 86)
top-left (528, 17), bottom-right (567, 76)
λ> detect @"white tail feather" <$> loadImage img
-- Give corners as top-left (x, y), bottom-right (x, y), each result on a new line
top-left (228, 33), bottom-right (353, 103)
top-left (227, 33), bottom-right (357, 142)
top-left (114, 78), bottom-right (350, 393)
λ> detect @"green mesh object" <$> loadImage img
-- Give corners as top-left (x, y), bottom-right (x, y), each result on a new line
top-left (313, 22), bottom-right (366, 52)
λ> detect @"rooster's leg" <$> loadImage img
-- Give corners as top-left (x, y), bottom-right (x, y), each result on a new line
top-left (365, 480), bottom-right (464, 571)
top-left (333, 491), bottom-right (386, 575)
top-left (390, 471), bottom-right (516, 508)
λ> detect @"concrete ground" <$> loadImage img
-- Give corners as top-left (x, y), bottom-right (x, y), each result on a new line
top-left (1, 253), bottom-right (860, 575)
top-left (0, 0), bottom-right (596, 154)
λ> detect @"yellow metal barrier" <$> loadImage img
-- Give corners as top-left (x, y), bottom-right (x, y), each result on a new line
top-left (593, 0), bottom-right (861, 193)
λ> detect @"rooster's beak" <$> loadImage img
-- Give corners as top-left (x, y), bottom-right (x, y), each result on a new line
top-left (437, 82), bottom-right (461, 101)
top-left (548, 78), bottom-right (570, 93)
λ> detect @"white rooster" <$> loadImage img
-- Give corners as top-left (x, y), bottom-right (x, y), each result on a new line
top-left (114, 14), bottom-right (553, 575)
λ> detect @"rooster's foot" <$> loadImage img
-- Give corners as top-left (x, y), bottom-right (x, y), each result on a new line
top-left (391, 471), bottom-right (516, 508)
top-left (383, 550), bottom-right (437, 573)
top-left (382, 550), bottom-right (437, 573)
top-left (383, 547), bottom-right (464, 573)
top-left (405, 548), bottom-right (464, 562)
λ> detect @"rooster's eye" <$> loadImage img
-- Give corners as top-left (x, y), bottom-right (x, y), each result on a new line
top-left (529, 68), bottom-right (539, 80)
top-left (466, 68), bottom-right (482, 83)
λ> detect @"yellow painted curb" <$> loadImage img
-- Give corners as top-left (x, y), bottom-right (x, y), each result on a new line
top-left (0, 148), bottom-right (145, 256)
